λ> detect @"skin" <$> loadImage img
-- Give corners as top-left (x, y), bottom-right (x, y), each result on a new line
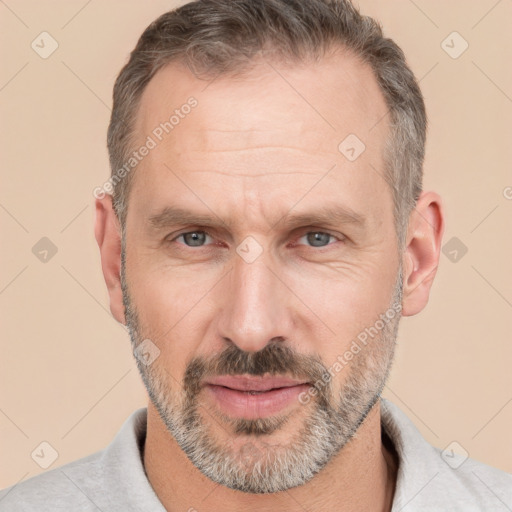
top-left (95, 50), bottom-right (444, 511)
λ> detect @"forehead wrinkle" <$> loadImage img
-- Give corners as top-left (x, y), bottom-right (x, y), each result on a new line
top-left (184, 146), bottom-right (333, 154)
top-left (171, 131), bottom-right (332, 155)
top-left (185, 169), bottom-right (320, 178)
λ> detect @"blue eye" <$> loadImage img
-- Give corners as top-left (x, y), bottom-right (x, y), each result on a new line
top-left (170, 230), bottom-right (341, 249)
top-left (297, 232), bottom-right (339, 247)
top-left (175, 231), bottom-right (213, 247)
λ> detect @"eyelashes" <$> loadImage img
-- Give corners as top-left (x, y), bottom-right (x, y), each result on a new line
top-left (169, 229), bottom-right (344, 250)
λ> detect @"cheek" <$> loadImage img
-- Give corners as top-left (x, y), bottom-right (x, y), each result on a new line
top-left (129, 254), bottom-right (215, 323)
top-left (288, 265), bottom-right (396, 361)
top-left (127, 265), bottom-right (218, 374)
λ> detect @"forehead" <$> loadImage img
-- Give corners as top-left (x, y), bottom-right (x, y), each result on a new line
top-left (136, 51), bottom-right (388, 143)
top-left (129, 51), bottom-right (392, 230)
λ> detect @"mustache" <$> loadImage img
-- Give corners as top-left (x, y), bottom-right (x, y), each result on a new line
top-left (183, 342), bottom-right (329, 396)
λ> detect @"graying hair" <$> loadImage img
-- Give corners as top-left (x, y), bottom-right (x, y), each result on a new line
top-left (107, 0), bottom-right (426, 250)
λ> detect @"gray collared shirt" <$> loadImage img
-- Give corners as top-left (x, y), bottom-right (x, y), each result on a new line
top-left (1, 398), bottom-right (510, 511)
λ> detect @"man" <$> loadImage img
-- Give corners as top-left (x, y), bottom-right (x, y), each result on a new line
top-left (1, 0), bottom-right (510, 510)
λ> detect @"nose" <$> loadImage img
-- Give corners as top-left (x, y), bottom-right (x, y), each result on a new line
top-left (216, 253), bottom-right (294, 353)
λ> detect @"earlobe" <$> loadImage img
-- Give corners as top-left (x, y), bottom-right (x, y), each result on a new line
top-left (94, 195), bottom-right (126, 324)
top-left (401, 191), bottom-right (445, 317)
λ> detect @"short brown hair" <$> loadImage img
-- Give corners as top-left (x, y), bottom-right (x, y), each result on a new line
top-left (107, 0), bottom-right (426, 249)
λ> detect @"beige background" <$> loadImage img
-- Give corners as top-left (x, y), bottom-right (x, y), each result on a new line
top-left (1, 0), bottom-right (511, 490)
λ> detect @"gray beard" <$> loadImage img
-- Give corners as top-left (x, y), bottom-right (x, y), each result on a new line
top-left (121, 251), bottom-right (402, 493)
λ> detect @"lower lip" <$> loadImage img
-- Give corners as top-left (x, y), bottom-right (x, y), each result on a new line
top-left (204, 384), bottom-right (311, 419)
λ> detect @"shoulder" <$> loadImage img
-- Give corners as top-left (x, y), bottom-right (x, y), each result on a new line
top-left (0, 408), bottom-right (155, 512)
top-left (433, 447), bottom-right (512, 506)
top-left (406, 443), bottom-right (512, 511)
top-left (0, 451), bottom-right (104, 511)
top-left (381, 398), bottom-right (512, 511)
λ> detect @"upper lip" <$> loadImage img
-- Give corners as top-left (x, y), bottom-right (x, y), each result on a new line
top-left (204, 375), bottom-right (309, 392)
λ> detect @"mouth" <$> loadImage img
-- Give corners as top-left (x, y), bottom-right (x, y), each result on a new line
top-left (202, 375), bottom-right (311, 419)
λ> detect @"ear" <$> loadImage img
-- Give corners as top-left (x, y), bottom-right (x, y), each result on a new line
top-left (401, 191), bottom-right (445, 316)
top-left (94, 195), bottom-right (126, 324)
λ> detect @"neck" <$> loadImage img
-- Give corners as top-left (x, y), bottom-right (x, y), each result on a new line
top-left (144, 399), bottom-right (398, 512)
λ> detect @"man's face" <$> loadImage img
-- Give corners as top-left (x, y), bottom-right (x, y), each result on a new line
top-left (121, 52), bottom-right (402, 493)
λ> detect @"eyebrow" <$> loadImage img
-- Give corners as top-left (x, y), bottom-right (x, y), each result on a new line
top-left (277, 205), bottom-right (366, 231)
top-left (147, 205), bottom-right (366, 233)
top-left (148, 207), bottom-right (228, 231)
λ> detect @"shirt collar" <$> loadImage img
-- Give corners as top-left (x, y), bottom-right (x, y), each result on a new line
top-left (104, 399), bottom-right (440, 511)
